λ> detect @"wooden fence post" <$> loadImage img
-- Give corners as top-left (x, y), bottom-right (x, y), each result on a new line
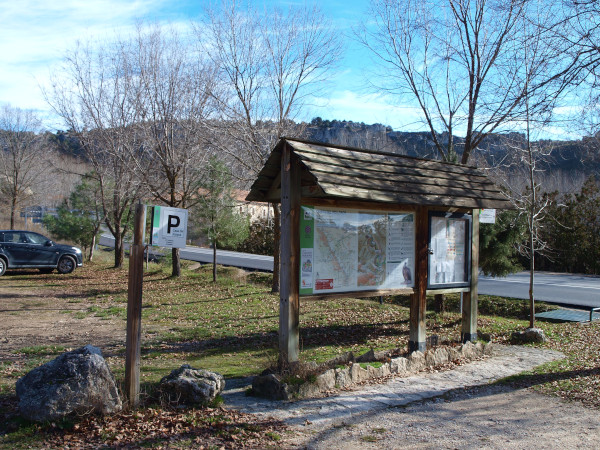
top-left (125, 202), bottom-right (145, 408)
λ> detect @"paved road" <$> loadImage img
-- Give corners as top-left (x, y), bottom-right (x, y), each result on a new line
top-left (99, 235), bottom-right (600, 308)
top-left (479, 272), bottom-right (600, 308)
top-left (98, 235), bottom-right (274, 272)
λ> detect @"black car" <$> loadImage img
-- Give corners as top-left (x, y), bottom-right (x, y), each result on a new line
top-left (0, 230), bottom-right (83, 276)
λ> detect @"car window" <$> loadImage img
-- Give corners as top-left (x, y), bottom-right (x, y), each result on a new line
top-left (4, 232), bottom-right (20, 243)
top-left (26, 233), bottom-right (47, 245)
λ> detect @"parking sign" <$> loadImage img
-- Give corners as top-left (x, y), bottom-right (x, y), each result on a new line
top-left (150, 206), bottom-right (188, 248)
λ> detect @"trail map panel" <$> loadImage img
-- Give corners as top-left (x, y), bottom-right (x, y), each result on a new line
top-left (428, 213), bottom-right (471, 288)
top-left (300, 206), bottom-right (415, 295)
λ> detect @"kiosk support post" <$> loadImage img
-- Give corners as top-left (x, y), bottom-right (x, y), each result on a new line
top-left (409, 205), bottom-right (428, 353)
top-left (462, 209), bottom-right (479, 342)
top-left (279, 144), bottom-right (301, 364)
top-left (125, 202), bottom-right (145, 408)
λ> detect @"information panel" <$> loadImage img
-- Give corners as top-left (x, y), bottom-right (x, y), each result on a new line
top-left (299, 206), bottom-right (415, 295)
top-left (428, 212), bottom-right (471, 288)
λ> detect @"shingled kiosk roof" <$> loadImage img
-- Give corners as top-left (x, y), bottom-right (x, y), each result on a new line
top-left (246, 138), bottom-right (512, 210)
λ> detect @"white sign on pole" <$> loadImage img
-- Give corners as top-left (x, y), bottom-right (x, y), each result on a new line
top-left (479, 209), bottom-right (497, 224)
top-left (150, 206), bottom-right (188, 248)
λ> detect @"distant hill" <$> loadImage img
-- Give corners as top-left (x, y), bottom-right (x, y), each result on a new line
top-left (304, 118), bottom-right (600, 191)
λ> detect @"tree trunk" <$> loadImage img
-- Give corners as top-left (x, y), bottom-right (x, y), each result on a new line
top-left (88, 234), bottom-right (96, 262)
top-left (434, 294), bottom-right (446, 314)
top-left (213, 240), bottom-right (217, 282)
top-left (172, 247), bottom-right (181, 277)
top-left (114, 228), bottom-right (124, 268)
top-left (10, 195), bottom-right (17, 229)
top-left (271, 205), bottom-right (281, 293)
top-left (529, 231), bottom-right (535, 328)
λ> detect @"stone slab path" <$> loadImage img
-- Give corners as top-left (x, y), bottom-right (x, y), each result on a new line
top-left (223, 345), bottom-right (563, 428)
top-left (222, 346), bottom-right (600, 448)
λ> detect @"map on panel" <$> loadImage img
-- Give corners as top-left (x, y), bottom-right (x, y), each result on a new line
top-left (357, 214), bottom-right (387, 287)
top-left (313, 209), bottom-right (358, 291)
top-left (300, 206), bottom-right (415, 295)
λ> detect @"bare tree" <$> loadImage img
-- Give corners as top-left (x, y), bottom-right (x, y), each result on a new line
top-left (488, 4), bottom-right (561, 328)
top-left (200, 0), bottom-right (343, 292)
top-left (129, 24), bottom-right (217, 277)
top-left (358, 0), bottom-right (567, 164)
top-left (45, 40), bottom-right (145, 268)
top-left (0, 106), bottom-right (50, 229)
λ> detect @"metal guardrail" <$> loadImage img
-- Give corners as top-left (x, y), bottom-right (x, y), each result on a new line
top-left (591, 307), bottom-right (600, 322)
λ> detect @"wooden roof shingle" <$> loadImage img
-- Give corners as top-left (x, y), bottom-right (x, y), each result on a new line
top-left (246, 138), bottom-right (512, 210)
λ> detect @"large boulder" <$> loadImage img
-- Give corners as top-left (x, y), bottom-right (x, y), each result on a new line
top-left (16, 345), bottom-right (122, 422)
top-left (159, 365), bottom-right (225, 405)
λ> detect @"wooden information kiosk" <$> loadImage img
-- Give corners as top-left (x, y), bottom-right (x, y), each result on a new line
top-left (246, 138), bottom-right (512, 363)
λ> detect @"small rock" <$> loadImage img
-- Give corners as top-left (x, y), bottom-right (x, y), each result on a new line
top-left (512, 327), bottom-right (547, 344)
top-left (325, 352), bottom-right (355, 368)
top-left (356, 349), bottom-right (376, 363)
top-left (160, 365), bottom-right (225, 405)
top-left (390, 356), bottom-right (408, 374)
top-left (350, 363), bottom-right (369, 383)
top-left (460, 341), bottom-right (476, 359)
top-left (479, 332), bottom-right (492, 342)
top-left (298, 382), bottom-right (321, 398)
top-left (407, 351), bottom-right (425, 372)
top-left (335, 367), bottom-right (351, 388)
top-left (433, 347), bottom-right (450, 365)
top-left (252, 373), bottom-right (290, 400)
top-left (316, 369), bottom-right (336, 391)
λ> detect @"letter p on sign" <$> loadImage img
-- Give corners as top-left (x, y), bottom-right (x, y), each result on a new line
top-left (167, 215), bottom-right (181, 234)
top-left (151, 206), bottom-right (188, 248)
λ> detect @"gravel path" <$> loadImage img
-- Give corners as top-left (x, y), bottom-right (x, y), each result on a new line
top-left (223, 345), bottom-right (600, 448)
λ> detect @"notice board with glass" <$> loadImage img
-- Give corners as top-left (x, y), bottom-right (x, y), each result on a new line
top-left (299, 205), bottom-right (416, 296)
top-left (428, 212), bottom-right (472, 289)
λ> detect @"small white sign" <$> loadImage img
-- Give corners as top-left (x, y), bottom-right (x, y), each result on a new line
top-left (151, 206), bottom-right (188, 248)
top-left (479, 209), bottom-right (497, 224)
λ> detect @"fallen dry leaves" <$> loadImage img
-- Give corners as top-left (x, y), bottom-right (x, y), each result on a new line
top-left (30, 406), bottom-right (286, 449)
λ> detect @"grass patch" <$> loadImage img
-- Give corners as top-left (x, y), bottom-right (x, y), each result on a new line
top-left (16, 345), bottom-right (66, 356)
top-left (359, 362), bottom-right (384, 369)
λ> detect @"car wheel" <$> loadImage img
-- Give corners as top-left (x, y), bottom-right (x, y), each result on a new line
top-left (39, 268), bottom-right (54, 274)
top-left (57, 255), bottom-right (76, 274)
top-left (0, 258), bottom-right (6, 276)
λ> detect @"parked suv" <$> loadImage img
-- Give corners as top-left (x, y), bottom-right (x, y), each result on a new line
top-left (0, 230), bottom-right (83, 276)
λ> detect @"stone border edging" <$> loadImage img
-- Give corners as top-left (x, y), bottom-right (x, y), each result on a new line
top-left (253, 341), bottom-right (493, 400)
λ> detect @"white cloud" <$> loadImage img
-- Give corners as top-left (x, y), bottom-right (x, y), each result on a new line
top-left (0, 0), bottom-right (189, 117)
top-left (307, 90), bottom-right (427, 131)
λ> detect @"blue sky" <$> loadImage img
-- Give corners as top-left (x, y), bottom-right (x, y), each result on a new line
top-left (0, 0), bottom-right (431, 133)
top-left (0, 0), bottom-right (578, 139)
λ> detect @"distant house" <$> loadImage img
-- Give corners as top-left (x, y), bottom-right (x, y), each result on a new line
top-left (233, 189), bottom-right (274, 224)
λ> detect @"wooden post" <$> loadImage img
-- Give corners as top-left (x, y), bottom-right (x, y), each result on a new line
top-left (462, 209), bottom-right (479, 342)
top-left (409, 205), bottom-right (428, 353)
top-left (279, 144), bottom-right (300, 364)
top-left (125, 202), bottom-right (145, 408)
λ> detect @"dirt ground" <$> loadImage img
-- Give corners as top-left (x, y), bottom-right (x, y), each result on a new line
top-left (288, 384), bottom-right (600, 449)
top-left (0, 274), bottom-right (126, 360)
